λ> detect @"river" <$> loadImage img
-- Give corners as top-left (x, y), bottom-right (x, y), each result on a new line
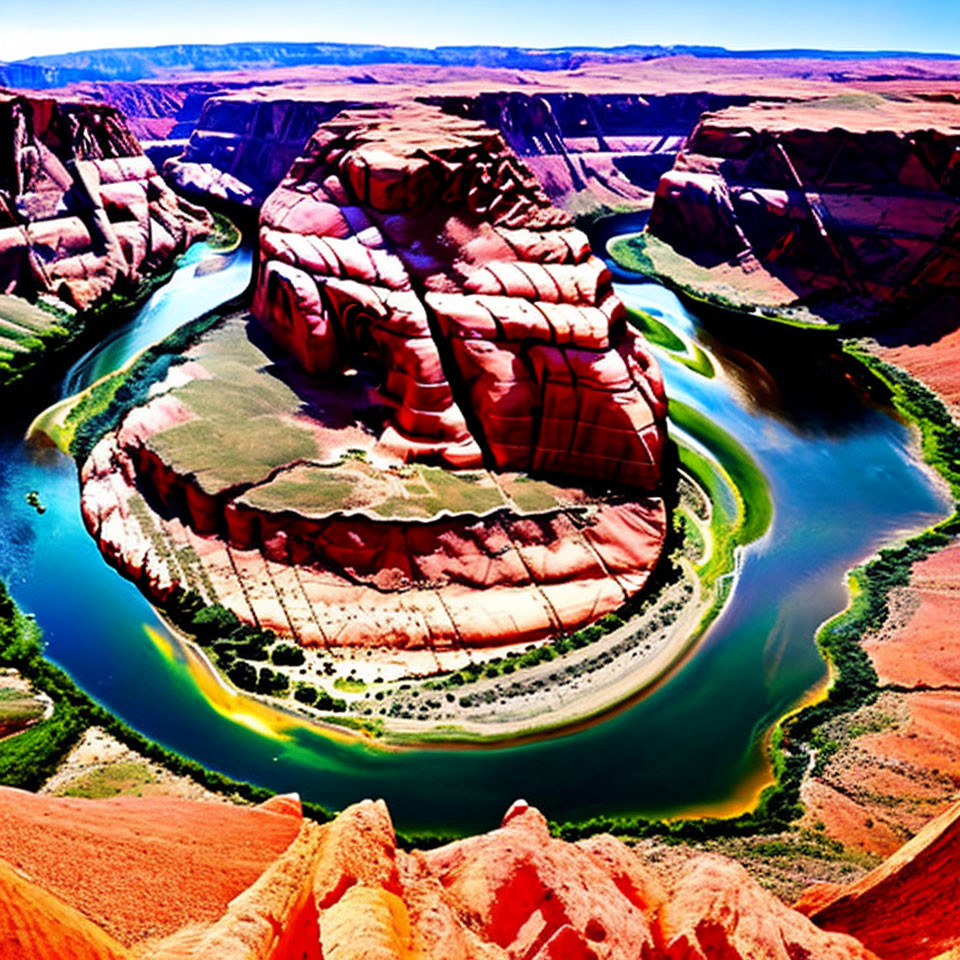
top-left (0, 233), bottom-right (949, 835)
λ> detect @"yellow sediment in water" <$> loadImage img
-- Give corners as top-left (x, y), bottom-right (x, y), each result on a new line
top-left (143, 623), bottom-right (381, 748)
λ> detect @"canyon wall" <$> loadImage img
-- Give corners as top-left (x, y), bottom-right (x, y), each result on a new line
top-left (162, 87), bottom-right (768, 216)
top-left (645, 96), bottom-right (960, 324)
top-left (428, 91), bottom-right (759, 211)
top-left (0, 91), bottom-right (209, 311)
top-left (165, 95), bottom-right (364, 207)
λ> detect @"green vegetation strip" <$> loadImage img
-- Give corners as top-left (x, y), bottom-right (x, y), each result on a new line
top-left (610, 232), bottom-right (843, 332)
top-left (0, 579), bottom-right (335, 822)
top-left (627, 307), bottom-right (715, 378)
top-left (670, 398), bottom-right (773, 545)
top-left (550, 347), bottom-right (960, 843)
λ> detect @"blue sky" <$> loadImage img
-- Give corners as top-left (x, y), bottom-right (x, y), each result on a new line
top-left (0, 0), bottom-right (957, 61)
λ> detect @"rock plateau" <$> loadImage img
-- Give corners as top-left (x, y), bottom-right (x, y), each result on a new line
top-left (79, 103), bottom-right (669, 653)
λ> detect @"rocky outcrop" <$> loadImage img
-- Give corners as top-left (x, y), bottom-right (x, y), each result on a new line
top-left (253, 103), bottom-right (666, 486)
top-left (79, 103), bottom-right (669, 652)
top-left (165, 96), bottom-right (363, 207)
top-left (0, 91), bottom-right (209, 311)
top-left (797, 798), bottom-right (960, 960)
top-left (646, 96), bottom-right (960, 325)
top-left (0, 787), bottom-right (888, 960)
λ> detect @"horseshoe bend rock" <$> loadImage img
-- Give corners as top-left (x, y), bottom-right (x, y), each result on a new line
top-left (644, 96), bottom-right (960, 326)
top-left (0, 90), bottom-right (210, 311)
top-left (253, 103), bottom-right (667, 484)
top-left (80, 103), bottom-right (669, 653)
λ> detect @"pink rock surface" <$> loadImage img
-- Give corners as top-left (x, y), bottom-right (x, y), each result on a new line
top-left (0, 92), bottom-right (209, 310)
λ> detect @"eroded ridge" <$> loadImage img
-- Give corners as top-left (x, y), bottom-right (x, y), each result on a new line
top-left (0, 91), bottom-right (209, 310)
top-left (80, 104), bottom-right (669, 653)
top-left (0, 787), bottom-right (886, 960)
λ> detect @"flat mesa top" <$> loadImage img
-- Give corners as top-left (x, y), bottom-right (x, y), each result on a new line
top-left (141, 314), bottom-right (586, 521)
top-left (698, 94), bottom-right (960, 136)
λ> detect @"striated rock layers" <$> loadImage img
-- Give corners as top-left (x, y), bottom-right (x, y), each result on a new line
top-left (80, 103), bottom-right (668, 652)
top-left (430, 91), bottom-right (758, 211)
top-left (253, 104), bottom-right (666, 484)
top-left (797, 797), bottom-right (960, 960)
top-left (646, 96), bottom-right (960, 325)
top-left (0, 91), bottom-right (209, 311)
top-left (0, 786), bottom-right (887, 960)
top-left (165, 95), bottom-right (364, 208)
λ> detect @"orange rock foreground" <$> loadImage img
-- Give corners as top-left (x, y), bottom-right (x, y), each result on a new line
top-left (7, 783), bottom-right (960, 959)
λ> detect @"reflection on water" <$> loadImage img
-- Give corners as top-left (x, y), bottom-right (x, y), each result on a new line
top-left (0, 234), bottom-right (950, 834)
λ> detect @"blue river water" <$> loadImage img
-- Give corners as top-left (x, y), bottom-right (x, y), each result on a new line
top-left (0, 236), bottom-right (949, 834)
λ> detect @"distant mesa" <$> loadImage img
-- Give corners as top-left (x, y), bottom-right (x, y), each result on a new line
top-left (80, 103), bottom-right (670, 652)
top-left (640, 96), bottom-right (960, 326)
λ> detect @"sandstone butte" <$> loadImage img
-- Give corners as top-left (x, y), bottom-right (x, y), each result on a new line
top-left (79, 103), bottom-right (670, 652)
top-left (645, 96), bottom-right (960, 326)
top-left (2, 782), bottom-right (932, 960)
top-left (0, 90), bottom-right (209, 312)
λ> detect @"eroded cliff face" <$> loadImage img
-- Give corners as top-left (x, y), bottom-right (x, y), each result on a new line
top-left (0, 91), bottom-right (209, 311)
top-left (645, 96), bottom-right (960, 325)
top-left (79, 103), bottom-right (669, 652)
top-left (161, 86), bottom-right (770, 216)
top-left (0, 786), bottom-right (896, 960)
top-left (429, 91), bottom-right (759, 212)
top-left (165, 95), bottom-right (364, 207)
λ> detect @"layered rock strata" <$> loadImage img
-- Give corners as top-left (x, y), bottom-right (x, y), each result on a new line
top-left (165, 96), bottom-right (364, 207)
top-left (0, 787), bottom-right (888, 960)
top-left (253, 103), bottom-right (666, 485)
top-left (80, 104), bottom-right (669, 652)
top-left (646, 96), bottom-right (960, 325)
top-left (0, 91), bottom-right (209, 311)
top-left (430, 91), bottom-right (758, 210)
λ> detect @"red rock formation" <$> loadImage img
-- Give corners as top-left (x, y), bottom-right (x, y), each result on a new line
top-left (78, 103), bottom-right (669, 652)
top-left (253, 103), bottom-right (667, 486)
top-left (0, 91), bottom-right (209, 310)
top-left (646, 97), bottom-right (960, 325)
top-left (0, 859), bottom-right (130, 960)
top-left (797, 798), bottom-right (960, 960)
top-left (166, 95), bottom-right (364, 207)
top-left (0, 787), bottom-right (890, 960)
top-left (0, 786), bottom-right (302, 946)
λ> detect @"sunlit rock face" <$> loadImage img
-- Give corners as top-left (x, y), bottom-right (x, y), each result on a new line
top-left (797, 797), bottom-right (960, 960)
top-left (79, 103), bottom-right (669, 653)
top-left (253, 103), bottom-right (667, 488)
top-left (646, 97), bottom-right (960, 325)
top-left (0, 91), bottom-right (209, 310)
top-left (0, 787), bottom-right (887, 960)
